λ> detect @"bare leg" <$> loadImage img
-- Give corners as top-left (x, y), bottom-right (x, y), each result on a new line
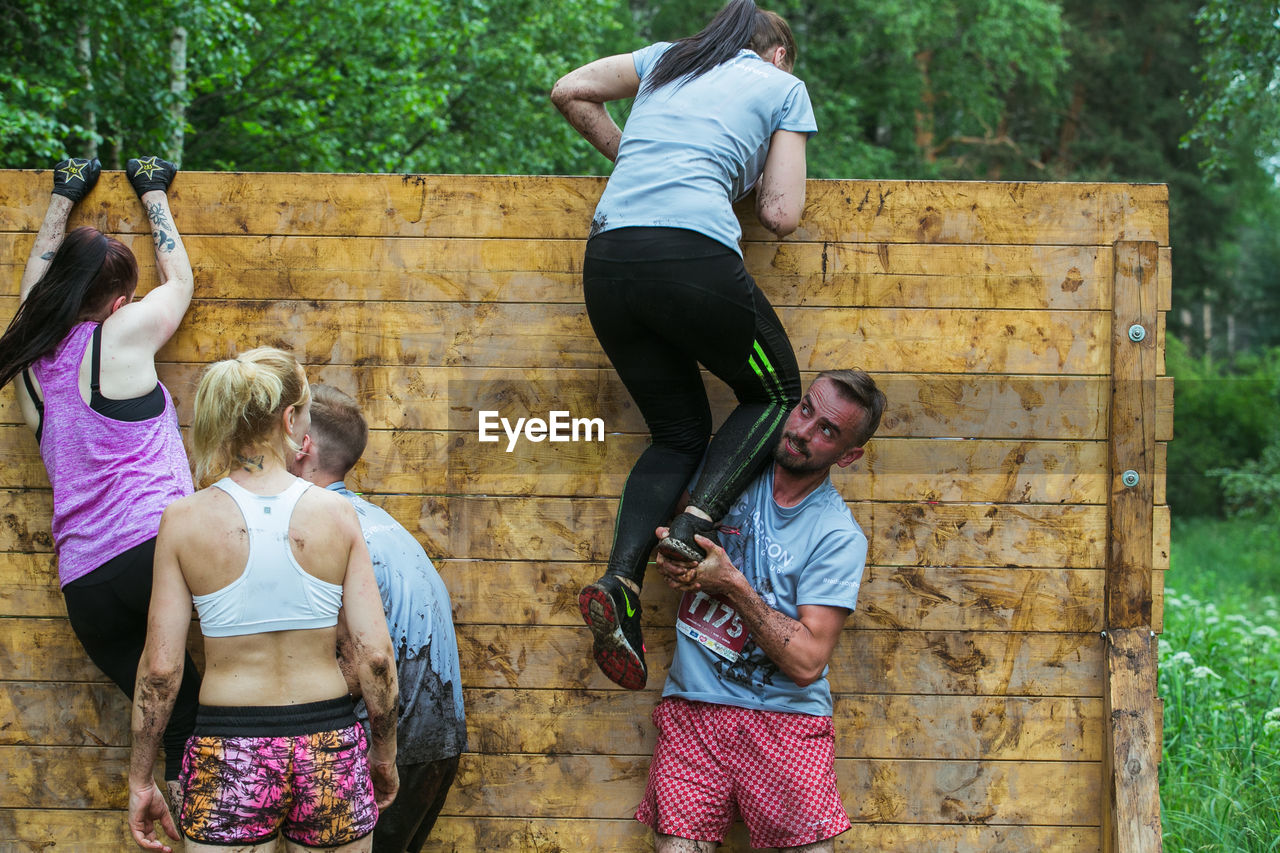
top-left (654, 834), bottom-right (717, 853)
top-left (779, 841), bottom-right (835, 853)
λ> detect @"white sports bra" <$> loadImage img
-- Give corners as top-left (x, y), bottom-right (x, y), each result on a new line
top-left (193, 476), bottom-right (344, 638)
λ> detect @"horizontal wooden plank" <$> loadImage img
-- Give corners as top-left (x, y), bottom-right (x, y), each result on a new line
top-left (0, 809), bottom-right (134, 851)
top-left (1, 544), bottom-right (1105, 632)
top-left (0, 295), bottom-right (1109, 374)
top-left (0, 489), bottom-right (1108, 569)
top-left (0, 682), bottom-right (130, 747)
top-left (0, 810), bottom-right (1102, 853)
top-left (0, 425), bottom-right (1111, 504)
top-left (2, 367), bottom-right (1125, 442)
top-left (461, 689), bottom-right (1101, 761)
top-left (441, 433), bottom-right (1109, 504)
top-left (436, 561), bottom-right (1103, 633)
top-left (1, 617), bottom-right (1102, 696)
top-left (455, 626), bottom-right (1102, 695)
top-left (1, 234), bottom-right (1121, 311)
top-left (397, 496), bottom-right (1107, 568)
top-left (426, 817), bottom-right (1103, 853)
top-left (443, 754), bottom-right (1100, 825)
top-left (0, 553), bottom-right (60, 617)
top-left (0, 171), bottom-right (1168, 245)
top-left (0, 747), bottom-right (1098, 827)
top-left (2, 681), bottom-right (1100, 762)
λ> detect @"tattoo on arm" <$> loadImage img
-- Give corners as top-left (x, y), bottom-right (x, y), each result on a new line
top-left (234, 454), bottom-right (265, 472)
top-left (40, 250), bottom-right (54, 261)
top-left (147, 202), bottom-right (176, 253)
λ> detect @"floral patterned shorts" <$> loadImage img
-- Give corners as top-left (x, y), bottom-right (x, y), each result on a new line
top-left (178, 697), bottom-right (378, 847)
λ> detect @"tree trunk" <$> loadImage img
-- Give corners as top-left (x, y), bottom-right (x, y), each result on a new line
top-left (76, 18), bottom-right (96, 159)
top-left (168, 25), bottom-right (188, 165)
top-left (914, 49), bottom-right (936, 163)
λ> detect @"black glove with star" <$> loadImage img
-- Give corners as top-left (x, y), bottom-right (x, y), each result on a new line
top-left (51, 158), bottom-right (102, 202)
top-left (125, 156), bottom-right (178, 197)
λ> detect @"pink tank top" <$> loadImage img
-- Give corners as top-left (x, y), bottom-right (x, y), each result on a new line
top-left (32, 322), bottom-right (194, 587)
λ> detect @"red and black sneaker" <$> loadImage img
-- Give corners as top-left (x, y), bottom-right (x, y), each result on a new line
top-left (579, 574), bottom-right (647, 690)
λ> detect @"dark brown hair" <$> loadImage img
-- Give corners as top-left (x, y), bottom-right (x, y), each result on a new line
top-left (0, 227), bottom-right (138, 389)
top-left (817, 369), bottom-right (887, 447)
top-left (643, 0), bottom-right (798, 95)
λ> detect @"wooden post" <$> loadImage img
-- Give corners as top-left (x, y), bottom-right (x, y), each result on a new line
top-left (1103, 240), bottom-right (1161, 852)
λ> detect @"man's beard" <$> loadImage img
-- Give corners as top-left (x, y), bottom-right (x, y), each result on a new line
top-left (774, 433), bottom-right (825, 473)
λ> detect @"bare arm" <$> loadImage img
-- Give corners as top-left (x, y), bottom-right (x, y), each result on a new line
top-left (111, 190), bottom-right (194, 354)
top-left (755, 130), bottom-right (809, 238)
top-left (127, 509), bottom-right (190, 851)
top-left (550, 54), bottom-right (641, 162)
top-left (656, 531), bottom-right (850, 687)
top-left (21, 158), bottom-right (101, 297)
top-left (19, 195), bottom-right (74, 300)
top-left (338, 508), bottom-right (399, 808)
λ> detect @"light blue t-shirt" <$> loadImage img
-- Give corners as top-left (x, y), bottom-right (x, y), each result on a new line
top-left (590, 42), bottom-right (818, 255)
top-left (663, 466), bottom-right (866, 716)
top-left (330, 483), bottom-right (467, 764)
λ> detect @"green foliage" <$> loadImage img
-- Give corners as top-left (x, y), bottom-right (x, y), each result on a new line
top-left (1166, 336), bottom-right (1280, 518)
top-left (1162, 518), bottom-right (1280, 849)
top-left (1185, 0), bottom-right (1280, 174)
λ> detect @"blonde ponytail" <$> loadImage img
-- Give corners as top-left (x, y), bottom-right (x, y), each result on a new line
top-left (191, 347), bottom-right (310, 484)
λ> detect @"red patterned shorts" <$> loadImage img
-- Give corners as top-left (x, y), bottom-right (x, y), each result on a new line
top-left (636, 698), bottom-right (850, 848)
top-left (178, 697), bottom-right (378, 847)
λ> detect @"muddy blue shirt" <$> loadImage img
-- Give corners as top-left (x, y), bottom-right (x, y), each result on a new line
top-left (663, 466), bottom-right (865, 716)
top-left (330, 483), bottom-right (466, 764)
top-left (589, 41), bottom-right (818, 254)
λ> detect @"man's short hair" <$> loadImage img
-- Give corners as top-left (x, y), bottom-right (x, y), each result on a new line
top-left (817, 369), bottom-right (886, 447)
top-left (308, 384), bottom-right (369, 478)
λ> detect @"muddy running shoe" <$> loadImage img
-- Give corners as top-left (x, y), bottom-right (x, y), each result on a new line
top-left (51, 158), bottom-right (101, 202)
top-left (657, 511), bottom-right (721, 563)
top-left (579, 574), bottom-right (646, 690)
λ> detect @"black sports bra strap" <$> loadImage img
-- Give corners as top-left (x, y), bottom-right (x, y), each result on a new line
top-left (22, 368), bottom-right (43, 413)
top-left (90, 323), bottom-right (103, 394)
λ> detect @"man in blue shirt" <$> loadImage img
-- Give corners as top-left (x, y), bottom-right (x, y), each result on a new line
top-left (641, 369), bottom-right (886, 853)
top-left (290, 384), bottom-right (466, 853)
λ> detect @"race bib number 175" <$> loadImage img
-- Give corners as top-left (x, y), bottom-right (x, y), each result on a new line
top-left (677, 590), bottom-right (749, 661)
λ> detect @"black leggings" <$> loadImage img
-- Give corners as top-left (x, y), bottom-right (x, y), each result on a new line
top-left (62, 537), bottom-right (201, 780)
top-left (584, 227), bottom-right (801, 585)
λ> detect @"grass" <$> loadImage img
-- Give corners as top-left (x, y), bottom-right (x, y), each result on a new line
top-left (1161, 513), bottom-right (1280, 852)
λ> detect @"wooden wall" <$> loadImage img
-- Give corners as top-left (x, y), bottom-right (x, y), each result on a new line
top-left (0, 172), bottom-right (1169, 851)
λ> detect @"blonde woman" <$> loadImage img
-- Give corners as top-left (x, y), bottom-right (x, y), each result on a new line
top-left (127, 347), bottom-right (398, 853)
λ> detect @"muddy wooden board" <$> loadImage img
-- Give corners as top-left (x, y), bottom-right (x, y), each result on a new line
top-left (0, 171), bottom-right (1166, 852)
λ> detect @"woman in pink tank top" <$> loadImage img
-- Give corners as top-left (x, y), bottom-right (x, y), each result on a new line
top-left (0, 157), bottom-right (200, 811)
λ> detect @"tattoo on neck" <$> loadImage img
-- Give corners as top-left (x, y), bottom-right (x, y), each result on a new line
top-left (235, 454), bottom-right (265, 472)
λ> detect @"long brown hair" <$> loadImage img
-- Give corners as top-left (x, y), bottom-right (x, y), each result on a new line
top-left (0, 227), bottom-right (138, 389)
top-left (642, 1), bottom-right (798, 95)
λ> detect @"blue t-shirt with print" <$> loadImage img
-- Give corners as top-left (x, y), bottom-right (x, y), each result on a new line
top-left (663, 466), bottom-right (865, 716)
top-left (329, 483), bottom-right (467, 764)
top-left (590, 41), bottom-right (818, 255)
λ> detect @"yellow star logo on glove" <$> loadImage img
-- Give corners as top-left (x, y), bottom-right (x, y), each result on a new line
top-left (132, 156), bottom-right (164, 181)
top-left (58, 159), bottom-right (88, 182)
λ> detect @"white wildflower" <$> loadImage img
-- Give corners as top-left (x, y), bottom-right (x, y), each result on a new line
top-left (1168, 651), bottom-right (1195, 667)
top-left (1252, 625), bottom-right (1278, 639)
top-left (1190, 665), bottom-right (1220, 680)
